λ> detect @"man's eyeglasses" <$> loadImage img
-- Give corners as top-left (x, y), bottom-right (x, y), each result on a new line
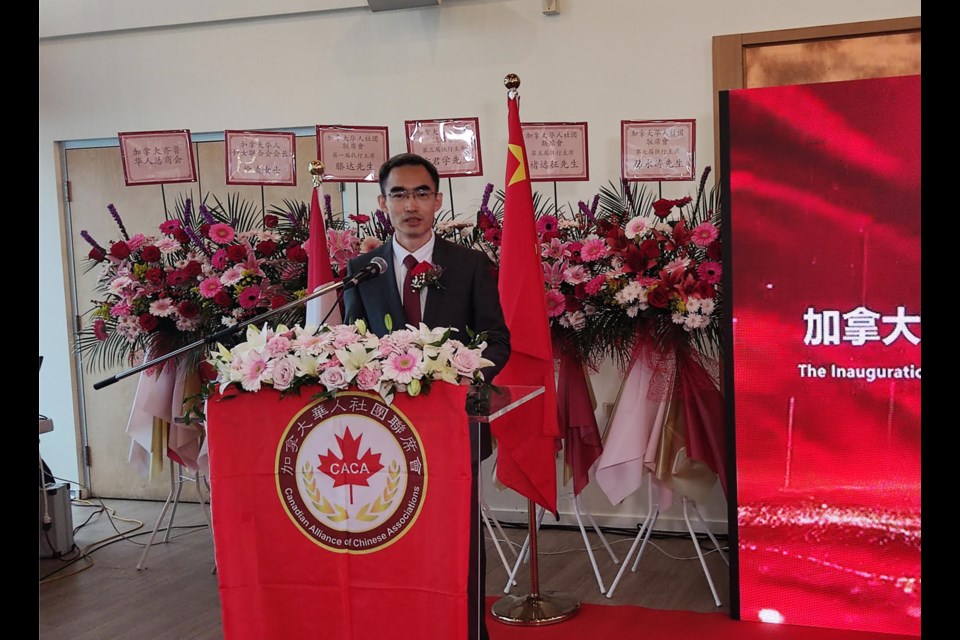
top-left (384, 188), bottom-right (438, 202)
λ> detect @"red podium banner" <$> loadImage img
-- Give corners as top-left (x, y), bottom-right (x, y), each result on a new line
top-left (206, 384), bottom-right (472, 640)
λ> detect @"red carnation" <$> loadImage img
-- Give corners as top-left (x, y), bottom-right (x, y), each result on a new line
top-left (286, 243), bottom-right (308, 263)
top-left (263, 214), bottom-right (279, 228)
top-left (647, 284), bottom-right (672, 309)
top-left (177, 300), bottom-right (200, 319)
top-left (173, 229), bottom-right (190, 244)
top-left (409, 261), bottom-right (434, 278)
top-left (652, 198), bottom-right (675, 218)
top-left (226, 245), bottom-right (248, 262)
top-left (88, 247), bottom-right (106, 262)
top-left (257, 240), bottom-right (277, 257)
top-left (198, 223), bottom-right (211, 238)
top-left (140, 245), bottom-right (161, 263)
top-left (184, 260), bottom-right (203, 277)
top-left (138, 313), bottom-right (158, 332)
top-left (144, 267), bottom-right (164, 284)
top-left (109, 241), bottom-right (131, 259)
top-left (564, 294), bottom-right (583, 313)
top-left (213, 290), bottom-right (233, 307)
top-left (166, 270), bottom-right (189, 286)
top-left (270, 294), bottom-right (288, 309)
top-left (639, 239), bottom-right (660, 260)
top-left (706, 240), bottom-right (721, 260)
top-left (349, 213), bottom-right (371, 224)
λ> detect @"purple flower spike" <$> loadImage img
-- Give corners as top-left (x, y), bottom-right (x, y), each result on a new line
top-left (480, 183), bottom-right (494, 209)
top-left (184, 225), bottom-right (211, 256)
top-left (107, 204), bottom-right (130, 240)
top-left (80, 230), bottom-right (106, 252)
top-left (183, 198), bottom-right (193, 225)
top-left (285, 210), bottom-right (299, 228)
top-left (590, 194), bottom-right (600, 216)
top-left (199, 204), bottom-right (215, 225)
top-left (375, 209), bottom-right (394, 234)
top-left (578, 200), bottom-right (593, 222)
top-left (323, 194), bottom-right (333, 220)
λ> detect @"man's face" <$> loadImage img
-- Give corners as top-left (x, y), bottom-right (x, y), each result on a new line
top-left (378, 164), bottom-right (442, 251)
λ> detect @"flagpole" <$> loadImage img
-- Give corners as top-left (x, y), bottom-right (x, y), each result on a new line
top-left (490, 73), bottom-right (578, 627)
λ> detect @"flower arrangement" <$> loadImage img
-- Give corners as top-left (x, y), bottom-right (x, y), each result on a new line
top-left (77, 194), bottom-right (312, 371)
top-left (206, 320), bottom-right (495, 405)
top-left (460, 168), bottom-right (722, 369)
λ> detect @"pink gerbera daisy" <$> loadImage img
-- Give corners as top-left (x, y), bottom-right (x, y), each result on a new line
top-left (625, 216), bottom-right (647, 239)
top-left (545, 289), bottom-right (566, 318)
top-left (208, 223), bottom-right (236, 245)
top-left (691, 222), bottom-right (719, 247)
top-left (579, 238), bottom-right (607, 262)
top-left (697, 261), bottom-right (722, 284)
top-left (382, 348), bottom-right (423, 384)
top-left (199, 276), bottom-right (223, 299)
top-left (237, 285), bottom-right (262, 309)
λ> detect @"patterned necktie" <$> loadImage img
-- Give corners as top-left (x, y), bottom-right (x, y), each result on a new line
top-left (402, 254), bottom-right (421, 326)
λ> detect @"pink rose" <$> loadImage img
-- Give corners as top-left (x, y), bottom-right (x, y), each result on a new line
top-left (319, 366), bottom-right (348, 391)
top-left (270, 358), bottom-right (296, 390)
top-left (451, 347), bottom-right (481, 376)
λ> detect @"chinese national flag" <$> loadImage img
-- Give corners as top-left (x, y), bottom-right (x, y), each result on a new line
top-left (305, 187), bottom-right (342, 326)
top-left (491, 91), bottom-right (559, 515)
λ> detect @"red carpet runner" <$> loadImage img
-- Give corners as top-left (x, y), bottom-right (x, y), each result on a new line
top-left (485, 598), bottom-right (913, 640)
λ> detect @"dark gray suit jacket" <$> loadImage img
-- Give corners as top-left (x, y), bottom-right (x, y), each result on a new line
top-left (342, 236), bottom-right (511, 383)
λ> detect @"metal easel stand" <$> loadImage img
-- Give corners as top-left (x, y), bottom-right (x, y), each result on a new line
top-left (136, 461), bottom-right (215, 574)
top-left (605, 476), bottom-right (727, 606)
top-left (570, 492), bottom-right (619, 593)
top-left (479, 482), bottom-right (519, 584)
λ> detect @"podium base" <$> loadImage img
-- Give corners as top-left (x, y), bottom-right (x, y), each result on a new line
top-left (490, 592), bottom-right (580, 626)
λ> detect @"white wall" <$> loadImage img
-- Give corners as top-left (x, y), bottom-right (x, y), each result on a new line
top-left (39, 0), bottom-right (921, 530)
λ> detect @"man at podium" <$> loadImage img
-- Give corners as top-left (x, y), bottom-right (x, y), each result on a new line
top-left (344, 153), bottom-right (511, 640)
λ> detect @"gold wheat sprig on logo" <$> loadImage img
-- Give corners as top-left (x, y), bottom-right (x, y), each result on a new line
top-left (355, 460), bottom-right (402, 522)
top-left (302, 462), bottom-right (348, 522)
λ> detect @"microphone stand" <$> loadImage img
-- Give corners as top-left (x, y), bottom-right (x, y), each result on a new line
top-left (93, 275), bottom-right (362, 391)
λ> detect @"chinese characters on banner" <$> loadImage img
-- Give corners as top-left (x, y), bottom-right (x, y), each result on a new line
top-left (224, 130), bottom-right (297, 186)
top-left (521, 122), bottom-right (589, 182)
top-left (316, 126), bottom-right (389, 182)
top-left (405, 118), bottom-right (483, 178)
top-left (117, 130), bottom-right (197, 186)
top-left (621, 119), bottom-right (696, 181)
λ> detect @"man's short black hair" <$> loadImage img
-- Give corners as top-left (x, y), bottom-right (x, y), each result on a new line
top-left (378, 153), bottom-right (440, 193)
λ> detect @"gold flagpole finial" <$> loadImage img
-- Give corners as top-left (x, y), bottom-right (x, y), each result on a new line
top-left (504, 73), bottom-right (520, 98)
top-left (308, 160), bottom-right (324, 189)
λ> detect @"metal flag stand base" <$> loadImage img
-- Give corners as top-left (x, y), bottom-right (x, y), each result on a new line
top-left (490, 498), bottom-right (580, 626)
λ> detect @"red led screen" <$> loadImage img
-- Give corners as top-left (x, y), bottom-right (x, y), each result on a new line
top-left (725, 75), bottom-right (920, 636)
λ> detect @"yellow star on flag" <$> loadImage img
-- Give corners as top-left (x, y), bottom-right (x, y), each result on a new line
top-left (507, 143), bottom-right (527, 186)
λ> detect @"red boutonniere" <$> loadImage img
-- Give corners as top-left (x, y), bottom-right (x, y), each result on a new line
top-left (410, 261), bottom-right (445, 292)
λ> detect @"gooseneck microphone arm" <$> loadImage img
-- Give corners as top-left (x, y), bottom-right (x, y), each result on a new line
top-left (92, 256), bottom-right (388, 391)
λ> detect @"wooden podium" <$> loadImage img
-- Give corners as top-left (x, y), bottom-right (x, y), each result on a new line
top-left (206, 382), bottom-right (543, 640)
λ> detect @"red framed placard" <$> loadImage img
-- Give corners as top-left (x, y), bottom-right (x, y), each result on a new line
top-left (404, 118), bottom-right (483, 178)
top-left (117, 129), bottom-right (197, 186)
top-left (315, 125), bottom-right (389, 183)
top-left (621, 119), bottom-right (696, 182)
top-left (521, 122), bottom-right (589, 182)
top-left (224, 130), bottom-right (297, 186)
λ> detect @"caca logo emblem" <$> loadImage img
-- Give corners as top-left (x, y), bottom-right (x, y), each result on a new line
top-left (276, 392), bottom-right (426, 553)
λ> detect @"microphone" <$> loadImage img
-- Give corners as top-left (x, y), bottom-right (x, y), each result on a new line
top-left (343, 256), bottom-right (388, 289)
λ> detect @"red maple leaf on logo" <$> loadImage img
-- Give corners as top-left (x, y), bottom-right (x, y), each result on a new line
top-left (317, 427), bottom-right (384, 504)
